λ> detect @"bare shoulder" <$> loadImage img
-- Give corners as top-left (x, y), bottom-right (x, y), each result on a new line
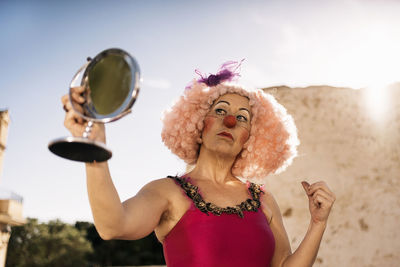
top-left (143, 177), bottom-right (191, 242)
top-left (117, 176), bottom-right (185, 240)
top-left (257, 187), bottom-right (274, 223)
top-left (259, 188), bottom-right (281, 221)
top-left (260, 187), bottom-right (276, 206)
top-left (138, 176), bottom-right (183, 201)
top-left (259, 186), bottom-right (292, 266)
top-left (143, 176), bottom-right (175, 188)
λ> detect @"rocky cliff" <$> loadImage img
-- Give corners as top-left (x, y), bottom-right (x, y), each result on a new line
top-left (262, 84), bottom-right (400, 267)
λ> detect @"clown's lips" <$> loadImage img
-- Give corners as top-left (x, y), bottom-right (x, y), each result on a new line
top-left (217, 131), bottom-right (233, 140)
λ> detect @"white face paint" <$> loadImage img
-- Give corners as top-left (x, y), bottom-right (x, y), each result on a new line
top-left (201, 93), bottom-right (252, 157)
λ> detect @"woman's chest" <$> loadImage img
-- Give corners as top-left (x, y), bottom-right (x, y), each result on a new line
top-left (196, 183), bottom-right (251, 207)
top-left (162, 207), bottom-right (276, 267)
top-left (156, 187), bottom-right (273, 243)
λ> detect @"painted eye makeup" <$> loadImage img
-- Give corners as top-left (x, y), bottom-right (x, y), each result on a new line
top-left (236, 114), bottom-right (248, 122)
top-left (215, 108), bottom-right (227, 115)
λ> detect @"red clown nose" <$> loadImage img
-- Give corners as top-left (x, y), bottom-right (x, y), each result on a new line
top-left (223, 115), bottom-right (237, 128)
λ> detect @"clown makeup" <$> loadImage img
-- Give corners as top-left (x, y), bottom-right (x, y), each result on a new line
top-left (200, 94), bottom-right (252, 157)
top-left (209, 97), bottom-right (251, 130)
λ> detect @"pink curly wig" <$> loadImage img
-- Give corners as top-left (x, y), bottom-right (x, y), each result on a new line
top-left (161, 80), bottom-right (299, 180)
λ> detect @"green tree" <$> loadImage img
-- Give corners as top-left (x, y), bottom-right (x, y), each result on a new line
top-left (6, 219), bottom-right (165, 266)
top-left (75, 221), bottom-right (165, 266)
top-left (6, 218), bottom-right (93, 267)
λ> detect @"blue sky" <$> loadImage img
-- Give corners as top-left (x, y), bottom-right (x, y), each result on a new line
top-left (0, 0), bottom-right (399, 223)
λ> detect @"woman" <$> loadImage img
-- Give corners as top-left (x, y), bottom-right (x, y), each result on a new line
top-left (62, 61), bottom-right (335, 267)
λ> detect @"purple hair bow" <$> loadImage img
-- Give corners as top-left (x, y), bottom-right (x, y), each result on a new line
top-left (186, 59), bottom-right (245, 89)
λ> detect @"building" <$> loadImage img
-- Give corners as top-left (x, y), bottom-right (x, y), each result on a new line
top-left (0, 110), bottom-right (25, 267)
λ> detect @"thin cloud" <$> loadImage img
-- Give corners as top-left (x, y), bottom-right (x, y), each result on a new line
top-left (142, 77), bottom-right (172, 90)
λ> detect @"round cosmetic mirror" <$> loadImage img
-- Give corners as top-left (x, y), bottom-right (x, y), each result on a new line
top-left (48, 48), bottom-right (140, 162)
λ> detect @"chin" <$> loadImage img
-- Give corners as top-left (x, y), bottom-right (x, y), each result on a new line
top-left (209, 142), bottom-right (241, 158)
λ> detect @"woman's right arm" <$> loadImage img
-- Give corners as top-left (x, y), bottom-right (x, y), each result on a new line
top-left (62, 87), bottom-right (169, 240)
top-left (85, 162), bottom-right (169, 240)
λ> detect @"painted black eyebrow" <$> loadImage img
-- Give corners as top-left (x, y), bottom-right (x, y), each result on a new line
top-left (215, 101), bottom-right (251, 116)
top-left (215, 100), bottom-right (230, 106)
top-left (239, 108), bottom-right (251, 115)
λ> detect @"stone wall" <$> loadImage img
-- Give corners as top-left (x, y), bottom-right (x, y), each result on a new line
top-left (262, 84), bottom-right (400, 267)
top-left (0, 111), bottom-right (9, 184)
top-left (0, 111), bottom-right (10, 267)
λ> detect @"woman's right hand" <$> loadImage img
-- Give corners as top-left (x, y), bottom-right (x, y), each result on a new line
top-left (61, 86), bottom-right (106, 143)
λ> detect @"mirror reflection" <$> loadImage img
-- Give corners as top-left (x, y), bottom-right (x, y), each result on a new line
top-left (86, 54), bottom-right (132, 115)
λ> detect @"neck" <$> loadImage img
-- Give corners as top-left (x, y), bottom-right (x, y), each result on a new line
top-left (188, 145), bottom-right (237, 185)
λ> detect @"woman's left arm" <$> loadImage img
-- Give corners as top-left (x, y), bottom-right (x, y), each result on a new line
top-left (281, 180), bottom-right (336, 267)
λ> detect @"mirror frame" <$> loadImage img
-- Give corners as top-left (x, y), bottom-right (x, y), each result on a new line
top-left (69, 48), bottom-right (140, 123)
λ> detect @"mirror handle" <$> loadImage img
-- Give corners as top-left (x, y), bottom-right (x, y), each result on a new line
top-left (82, 121), bottom-right (94, 138)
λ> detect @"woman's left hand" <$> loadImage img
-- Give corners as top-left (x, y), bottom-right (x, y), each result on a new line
top-left (301, 180), bottom-right (336, 226)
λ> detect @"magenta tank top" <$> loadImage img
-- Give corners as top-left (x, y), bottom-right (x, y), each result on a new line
top-left (162, 176), bottom-right (275, 267)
